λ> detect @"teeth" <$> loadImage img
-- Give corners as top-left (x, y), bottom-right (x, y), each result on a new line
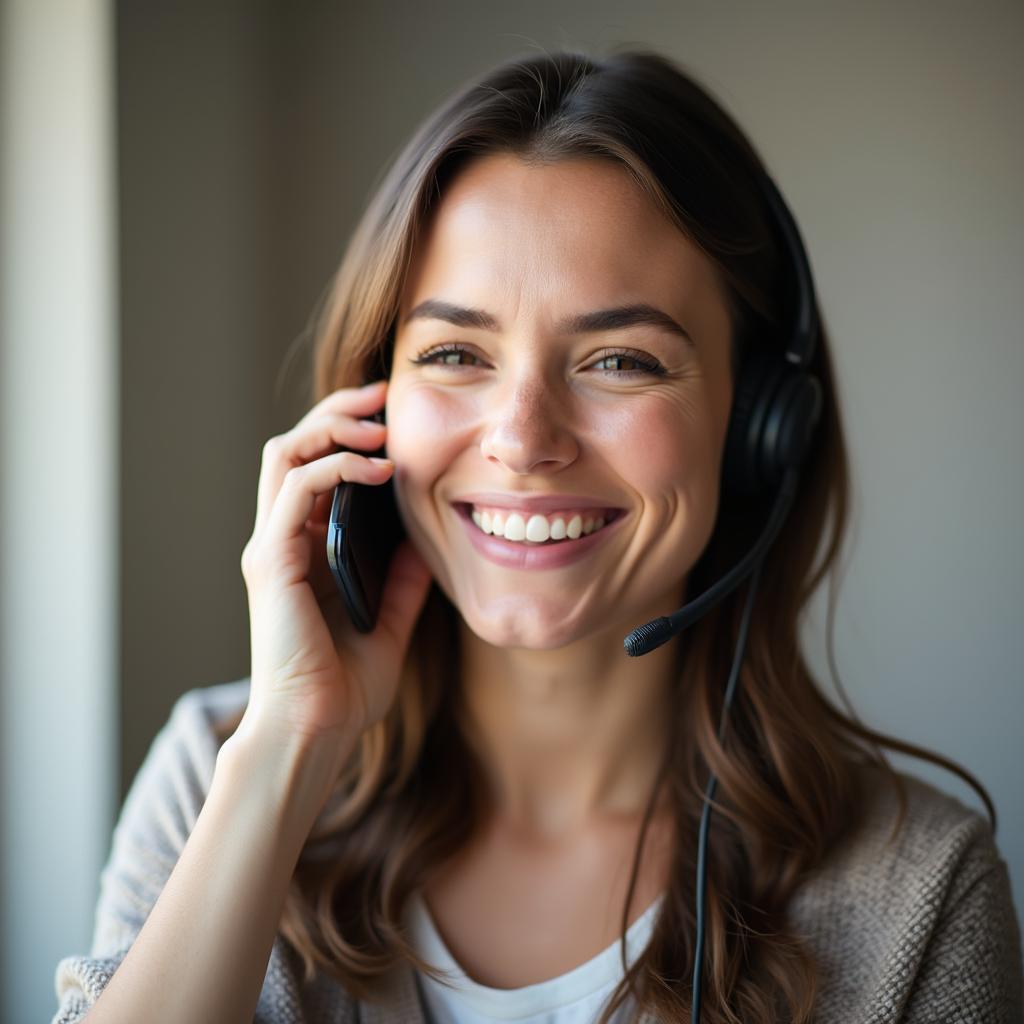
top-left (468, 507), bottom-right (611, 545)
top-left (524, 515), bottom-right (547, 542)
top-left (504, 514), bottom-right (526, 541)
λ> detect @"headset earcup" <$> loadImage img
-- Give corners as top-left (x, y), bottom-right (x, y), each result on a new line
top-left (770, 371), bottom-right (823, 479)
top-left (722, 350), bottom-right (823, 499)
top-left (722, 350), bottom-right (778, 498)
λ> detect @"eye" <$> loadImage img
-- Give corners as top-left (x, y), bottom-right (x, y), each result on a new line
top-left (590, 348), bottom-right (667, 377)
top-left (408, 342), bottom-right (484, 369)
top-left (408, 343), bottom-right (667, 377)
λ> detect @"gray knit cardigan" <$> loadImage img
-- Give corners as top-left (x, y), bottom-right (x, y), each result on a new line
top-left (52, 678), bottom-right (1024, 1023)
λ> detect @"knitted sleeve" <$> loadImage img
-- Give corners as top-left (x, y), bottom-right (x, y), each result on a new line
top-left (787, 767), bottom-right (1024, 1023)
top-left (50, 678), bottom-right (360, 1023)
top-left (50, 684), bottom-right (226, 1023)
top-left (900, 817), bottom-right (1023, 1023)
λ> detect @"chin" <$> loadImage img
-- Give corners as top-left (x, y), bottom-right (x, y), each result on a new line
top-left (458, 599), bottom-right (594, 651)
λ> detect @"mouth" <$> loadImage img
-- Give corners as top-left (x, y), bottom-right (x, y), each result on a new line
top-left (450, 501), bottom-right (628, 571)
top-left (452, 502), bottom-right (626, 545)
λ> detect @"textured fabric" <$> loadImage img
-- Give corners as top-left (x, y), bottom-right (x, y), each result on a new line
top-left (52, 677), bottom-right (1024, 1023)
top-left (407, 888), bottom-right (664, 1022)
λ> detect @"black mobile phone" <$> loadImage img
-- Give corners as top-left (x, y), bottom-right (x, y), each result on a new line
top-left (326, 409), bottom-right (405, 633)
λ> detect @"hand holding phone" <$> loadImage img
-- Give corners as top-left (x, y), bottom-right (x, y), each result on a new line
top-left (235, 379), bottom-right (432, 772)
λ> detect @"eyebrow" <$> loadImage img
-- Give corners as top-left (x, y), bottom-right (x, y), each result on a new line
top-left (403, 299), bottom-right (694, 348)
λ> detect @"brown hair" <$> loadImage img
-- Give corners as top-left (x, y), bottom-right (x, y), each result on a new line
top-left (224, 47), bottom-right (995, 1022)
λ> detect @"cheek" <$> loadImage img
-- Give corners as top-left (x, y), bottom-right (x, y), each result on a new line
top-left (384, 385), bottom-right (468, 507)
top-left (588, 394), bottom-right (719, 499)
top-left (385, 386), bottom-right (455, 461)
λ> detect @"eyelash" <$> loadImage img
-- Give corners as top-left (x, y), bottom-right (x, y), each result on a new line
top-left (408, 343), bottom-right (667, 378)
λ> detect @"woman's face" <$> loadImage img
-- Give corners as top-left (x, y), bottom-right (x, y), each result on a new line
top-left (385, 152), bottom-right (735, 649)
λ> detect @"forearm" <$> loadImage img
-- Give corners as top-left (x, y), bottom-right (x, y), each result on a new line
top-left (84, 726), bottom-right (348, 1024)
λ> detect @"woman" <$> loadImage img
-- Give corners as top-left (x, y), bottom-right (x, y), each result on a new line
top-left (54, 48), bottom-right (1021, 1024)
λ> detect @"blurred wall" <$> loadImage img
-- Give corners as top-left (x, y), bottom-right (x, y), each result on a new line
top-left (16, 0), bottom-right (1019, 1019)
top-left (116, 2), bottom-right (279, 808)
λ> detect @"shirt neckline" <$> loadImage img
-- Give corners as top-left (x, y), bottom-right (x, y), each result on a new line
top-left (406, 889), bottom-right (665, 1018)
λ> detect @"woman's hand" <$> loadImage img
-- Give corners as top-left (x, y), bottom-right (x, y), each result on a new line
top-left (233, 379), bottom-right (433, 761)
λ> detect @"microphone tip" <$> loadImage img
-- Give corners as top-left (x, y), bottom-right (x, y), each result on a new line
top-left (623, 617), bottom-right (676, 657)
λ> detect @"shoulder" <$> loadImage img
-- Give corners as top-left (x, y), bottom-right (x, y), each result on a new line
top-left (816, 761), bottom-right (998, 884)
top-left (789, 761), bottom-right (1023, 1022)
top-left (102, 676), bottom-right (253, 909)
top-left (144, 675), bottom-right (253, 791)
top-left (166, 675), bottom-right (252, 749)
top-left (116, 677), bottom-right (253, 833)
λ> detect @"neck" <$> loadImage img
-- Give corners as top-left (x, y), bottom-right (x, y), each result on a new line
top-left (453, 594), bottom-right (685, 841)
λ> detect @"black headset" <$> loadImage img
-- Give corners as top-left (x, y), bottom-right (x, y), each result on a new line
top-left (621, 170), bottom-right (824, 1021)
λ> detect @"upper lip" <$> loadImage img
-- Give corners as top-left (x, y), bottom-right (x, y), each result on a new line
top-left (452, 492), bottom-right (624, 514)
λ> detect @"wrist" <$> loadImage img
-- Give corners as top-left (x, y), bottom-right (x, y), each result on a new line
top-left (217, 717), bottom-right (358, 831)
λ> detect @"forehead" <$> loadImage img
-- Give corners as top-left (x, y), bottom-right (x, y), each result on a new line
top-left (400, 153), bottom-right (722, 321)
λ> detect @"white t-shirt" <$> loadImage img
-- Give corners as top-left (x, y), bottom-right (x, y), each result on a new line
top-left (406, 890), bottom-right (665, 1023)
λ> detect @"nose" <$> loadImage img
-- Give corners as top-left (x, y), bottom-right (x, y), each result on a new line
top-left (478, 377), bottom-right (579, 475)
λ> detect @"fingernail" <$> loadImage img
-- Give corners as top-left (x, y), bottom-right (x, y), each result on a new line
top-left (368, 456), bottom-right (393, 466)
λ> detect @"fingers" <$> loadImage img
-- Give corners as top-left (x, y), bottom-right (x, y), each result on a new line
top-left (265, 451), bottom-right (394, 546)
top-left (254, 380), bottom-right (389, 534)
top-left (293, 378), bottom-right (388, 431)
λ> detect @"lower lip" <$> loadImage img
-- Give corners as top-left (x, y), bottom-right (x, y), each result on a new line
top-left (453, 504), bottom-right (627, 570)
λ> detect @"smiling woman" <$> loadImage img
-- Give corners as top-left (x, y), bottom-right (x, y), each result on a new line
top-left (383, 151), bottom-right (734, 657)
top-left (53, 46), bottom-right (1021, 1024)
